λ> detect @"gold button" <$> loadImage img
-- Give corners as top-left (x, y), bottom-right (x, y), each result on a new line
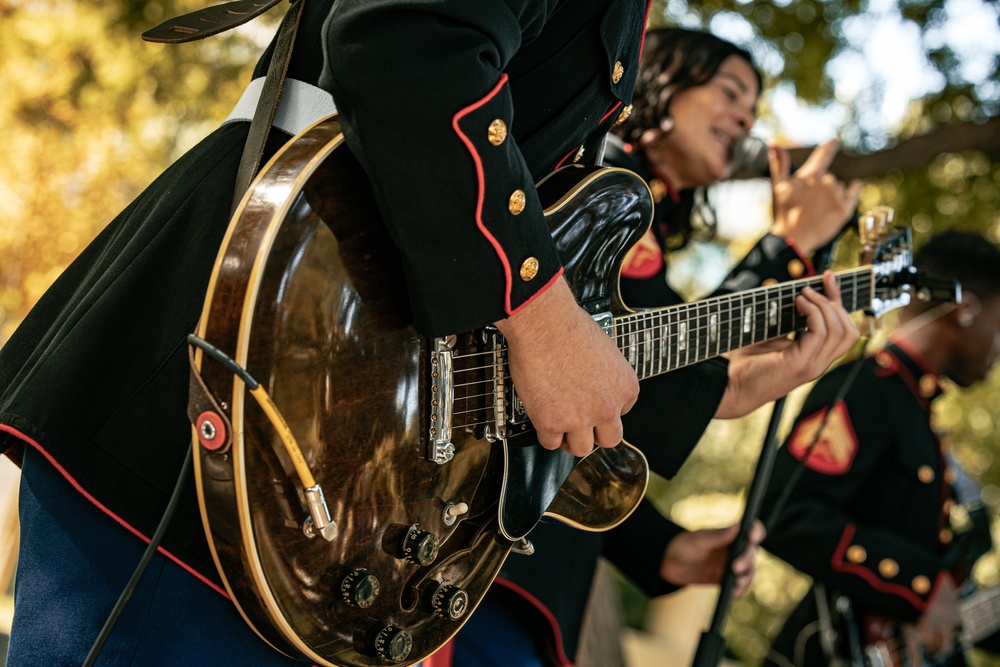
top-left (787, 259), bottom-right (805, 278)
top-left (918, 465), bottom-right (935, 483)
top-left (878, 558), bottom-right (899, 578)
top-left (762, 278), bottom-right (779, 287)
top-left (919, 374), bottom-right (937, 397)
top-left (846, 545), bottom-right (867, 563)
top-left (487, 118), bottom-right (508, 146)
top-left (939, 528), bottom-right (953, 544)
top-left (616, 104), bottom-right (633, 125)
top-left (519, 257), bottom-right (539, 282)
top-left (508, 189), bottom-right (526, 215)
top-left (612, 60), bottom-right (624, 84)
top-left (648, 179), bottom-right (668, 204)
top-left (943, 499), bottom-right (955, 513)
top-left (912, 575), bottom-right (931, 595)
top-left (573, 146), bottom-right (585, 163)
top-left (944, 468), bottom-right (957, 484)
top-left (875, 351), bottom-right (893, 368)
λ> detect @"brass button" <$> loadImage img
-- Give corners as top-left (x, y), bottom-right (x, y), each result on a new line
top-left (939, 527), bottom-right (953, 544)
top-left (912, 575), bottom-right (931, 595)
top-left (615, 104), bottom-right (633, 125)
top-left (944, 468), bottom-right (958, 484)
top-left (612, 60), bottom-right (624, 84)
top-left (943, 499), bottom-right (955, 513)
top-left (573, 146), bottom-right (585, 163)
top-left (918, 465), bottom-right (935, 483)
top-left (762, 278), bottom-right (779, 287)
top-left (846, 545), bottom-right (867, 563)
top-left (875, 351), bottom-right (893, 368)
top-left (487, 118), bottom-right (508, 146)
top-left (508, 189), bottom-right (526, 215)
top-left (919, 374), bottom-right (937, 397)
top-left (519, 257), bottom-right (539, 282)
top-left (787, 259), bottom-right (805, 278)
top-left (648, 179), bottom-right (668, 204)
top-left (878, 558), bottom-right (899, 578)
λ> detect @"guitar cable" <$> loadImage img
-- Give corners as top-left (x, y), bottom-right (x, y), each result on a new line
top-left (82, 443), bottom-right (193, 667)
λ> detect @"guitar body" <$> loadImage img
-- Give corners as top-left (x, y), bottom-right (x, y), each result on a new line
top-left (192, 115), bottom-right (650, 666)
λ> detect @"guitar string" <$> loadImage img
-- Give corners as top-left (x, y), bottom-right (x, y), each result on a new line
top-left (445, 276), bottom-right (873, 427)
top-left (446, 274), bottom-right (871, 378)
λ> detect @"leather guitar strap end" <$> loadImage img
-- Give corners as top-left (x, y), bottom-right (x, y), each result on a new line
top-left (187, 344), bottom-right (234, 454)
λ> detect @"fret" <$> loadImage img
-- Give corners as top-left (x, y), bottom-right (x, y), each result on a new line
top-left (614, 267), bottom-right (876, 379)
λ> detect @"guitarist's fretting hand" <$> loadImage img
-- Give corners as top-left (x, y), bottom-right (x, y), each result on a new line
top-left (715, 271), bottom-right (859, 419)
top-left (919, 574), bottom-right (961, 656)
top-left (494, 276), bottom-right (640, 456)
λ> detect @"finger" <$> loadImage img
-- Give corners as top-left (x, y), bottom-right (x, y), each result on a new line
top-left (822, 270), bottom-right (843, 306)
top-left (768, 146), bottom-right (791, 187)
top-left (563, 428), bottom-right (595, 457)
top-left (795, 138), bottom-right (839, 178)
top-left (536, 428), bottom-right (564, 451)
top-left (844, 179), bottom-right (863, 210)
top-left (593, 418), bottom-right (624, 449)
top-left (732, 564), bottom-right (756, 598)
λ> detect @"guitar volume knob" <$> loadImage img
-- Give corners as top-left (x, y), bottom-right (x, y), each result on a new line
top-left (432, 584), bottom-right (469, 621)
top-left (402, 524), bottom-right (439, 566)
top-left (340, 569), bottom-right (380, 609)
top-left (354, 623), bottom-right (413, 664)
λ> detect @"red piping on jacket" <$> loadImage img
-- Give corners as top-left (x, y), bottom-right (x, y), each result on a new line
top-left (831, 523), bottom-right (929, 612)
top-left (0, 423), bottom-right (229, 599)
top-left (495, 577), bottom-right (575, 666)
top-left (452, 74), bottom-right (564, 317)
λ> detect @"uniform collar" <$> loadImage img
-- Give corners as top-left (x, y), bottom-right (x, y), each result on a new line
top-left (876, 334), bottom-right (945, 407)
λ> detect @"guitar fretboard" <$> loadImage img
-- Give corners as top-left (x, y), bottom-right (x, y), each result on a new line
top-left (614, 267), bottom-right (873, 380)
top-left (961, 585), bottom-right (1000, 644)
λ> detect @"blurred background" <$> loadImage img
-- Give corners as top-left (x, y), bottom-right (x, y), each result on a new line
top-left (0, 0), bottom-right (997, 665)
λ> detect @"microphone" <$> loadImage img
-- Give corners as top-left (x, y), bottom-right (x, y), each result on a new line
top-left (730, 134), bottom-right (770, 176)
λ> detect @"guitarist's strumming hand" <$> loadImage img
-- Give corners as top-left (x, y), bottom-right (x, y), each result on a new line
top-left (715, 271), bottom-right (859, 418)
top-left (494, 276), bottom-right (640, 457)
top-left (661, 521), bottom-right (766, 597)
top-left (919, 573), bottom-right (961, 656)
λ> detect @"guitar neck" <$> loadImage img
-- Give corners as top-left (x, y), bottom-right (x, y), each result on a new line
top-left (614, 267), bottom-right (874, 381)
top-left (960, 585), bottom-right (1000, 645)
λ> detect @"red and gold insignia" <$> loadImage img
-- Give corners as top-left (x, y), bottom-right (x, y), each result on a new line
top-left (621, 228), bottom-right (664, 279)
top-left (787, 401), bottom-right (859, 475)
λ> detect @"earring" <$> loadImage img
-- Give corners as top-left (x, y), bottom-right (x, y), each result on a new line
top-left (959, 310), bottom-right (976, 327)
top-left (659, 117), bottom-right (674, 134)
top-left (959, 293), bottom-right (981, 326)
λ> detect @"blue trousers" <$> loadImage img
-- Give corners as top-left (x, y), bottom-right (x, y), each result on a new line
top-left (8, 447), bottom-right (307, 666)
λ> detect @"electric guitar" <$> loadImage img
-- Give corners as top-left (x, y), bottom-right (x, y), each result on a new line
top-left (863, 585), bottom-right (1000, 666)
top-left (188, 114), bottom-right (922, 666)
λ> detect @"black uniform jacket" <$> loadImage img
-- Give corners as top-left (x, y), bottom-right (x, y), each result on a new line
top-left (0, 0), bottom-right (651, 590)
top-left (762, 337), bottom-right (958, 665)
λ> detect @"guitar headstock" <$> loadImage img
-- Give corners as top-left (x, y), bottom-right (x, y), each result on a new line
top-left (864, 209), bottom-right (961, 321)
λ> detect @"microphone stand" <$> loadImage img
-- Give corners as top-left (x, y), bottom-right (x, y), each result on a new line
top-left (691, 229), bottom-right (847, 667)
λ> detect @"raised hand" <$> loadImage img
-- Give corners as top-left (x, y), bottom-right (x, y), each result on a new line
top-left (769, 139), bottom-right (863, 255)
top-left (661, 521), bottom-right (766, 597)
top-left (495, 277), bottom-right (640, 456)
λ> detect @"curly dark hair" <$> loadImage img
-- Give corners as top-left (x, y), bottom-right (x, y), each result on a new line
top-left (613, 27), bottom-right (762, 144)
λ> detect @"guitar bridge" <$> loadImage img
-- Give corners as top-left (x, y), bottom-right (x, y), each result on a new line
top-left (428, 336), bottom-right (456, 464)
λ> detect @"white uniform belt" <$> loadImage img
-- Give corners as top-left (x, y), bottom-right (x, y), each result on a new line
top-left (223, 77), bottom-right (337, 137)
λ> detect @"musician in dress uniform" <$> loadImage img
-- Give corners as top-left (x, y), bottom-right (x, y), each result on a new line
top-left (761, 230), bottom-right (1000, 667)
top-left (452, 28), bottom-right (862, 667)
top-left (0, 2), bottom-right (859, 665)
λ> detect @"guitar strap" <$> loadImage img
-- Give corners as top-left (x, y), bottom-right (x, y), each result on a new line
top-left (142, 0), bottom-right (306, 213)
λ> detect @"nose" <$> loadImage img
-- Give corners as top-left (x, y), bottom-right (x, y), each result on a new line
top-left (734, 105), bottom-right (755, 132)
